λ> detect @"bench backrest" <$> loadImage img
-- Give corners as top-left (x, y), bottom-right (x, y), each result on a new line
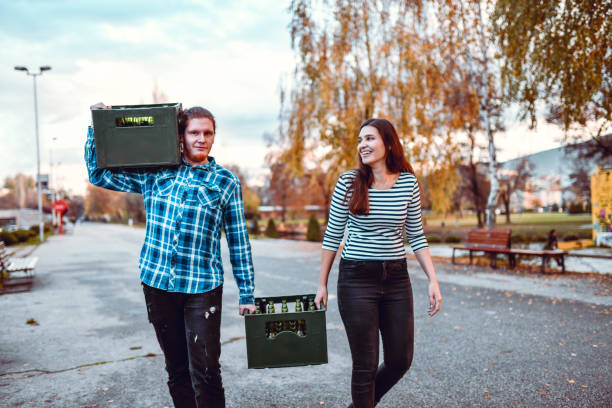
top-left (0, 241), bottom-right (9, 272)
top-left (465, 229), bottom-right (511, 249)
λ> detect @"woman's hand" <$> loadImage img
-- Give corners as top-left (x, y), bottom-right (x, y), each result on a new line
top-left (314, 285), bottom-right (328, 310)
top-left (428, 280), bottom-right (442, 316)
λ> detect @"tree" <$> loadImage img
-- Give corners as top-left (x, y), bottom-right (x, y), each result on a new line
top-left (84, 184), bottom-right (119, 220)
top-left (497, 157), bottom-right (534, 223)
top-left (423, 163), bottom-right (460, 218)
top-left (493, 0), bottom-right (611, 156)
top-left (456, 161), bottom-right (490, 228)
top-left (66, 195), bottom-right (85, 222)
top-left (224, 164), bottom-right (261, 219)
top-left (2, 173), bottom-right (37, 209)
top-left (283, 0), bottom-right (460, 213)
top-left (433, 0), bottom-right (506, 228)
top-left (568, 166), bottom-right (591, 209)
top-left (306, 213), bottom-right (322, 242)
top-left (266, 159), bottom-right (294, 222)
top-left (264, 218), bottom-right (278, 238)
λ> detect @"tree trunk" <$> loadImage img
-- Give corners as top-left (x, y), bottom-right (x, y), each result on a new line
top-left (504, 199), bottom-right (511, 224)
top-left (476, 0), bottom-right (498, 229)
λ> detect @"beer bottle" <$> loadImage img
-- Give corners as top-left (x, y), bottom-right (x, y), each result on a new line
top-left (267, 323), bottom-right (276, 339)
top-left (308, 301), bottom-right (316, 311)
top-left (275, 320), bottom-right (283, 333)
top-left (281, 299), bottom-right (288, 313)
top-left (268, 300), bottom-right (275, 314)
top-left (289, 319), bottom-right (297, 332)
top-left (255, 304), bottom-right (261, 314)
top-left (295, 298), bottom-right (302, 312)
top-left (296, 320), bottom-right (305, 337)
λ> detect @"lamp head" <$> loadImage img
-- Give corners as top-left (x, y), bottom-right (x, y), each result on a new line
top-left (40, 66), bottom-right (52, 72)
top-left (14, 66), bottom-right (28, 72)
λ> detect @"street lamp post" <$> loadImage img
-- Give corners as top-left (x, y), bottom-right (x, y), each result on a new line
top-left (14, 65), bottom-right (52, 243)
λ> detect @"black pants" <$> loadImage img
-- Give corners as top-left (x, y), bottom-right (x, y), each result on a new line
top-left (142, 283), bottom-right (225, 408)
top-left (337, 258), bottom-right (414, 408)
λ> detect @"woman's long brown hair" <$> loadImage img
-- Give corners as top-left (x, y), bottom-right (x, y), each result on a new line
top-left (347, 118), bottom-right (416, 215)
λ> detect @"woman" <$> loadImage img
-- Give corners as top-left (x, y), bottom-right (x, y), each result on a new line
top-left (314, 118), bottom-right (442, 407)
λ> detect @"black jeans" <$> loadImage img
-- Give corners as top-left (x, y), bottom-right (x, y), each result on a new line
top-left (142, 283), bottom-right (225, 408)
top-left (337, 258), bottom-right (414, 408)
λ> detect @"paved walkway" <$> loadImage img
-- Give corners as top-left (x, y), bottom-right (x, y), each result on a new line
top-left (1, 223), bottom-right (611, 407)
top-left (421, 244), bottom-right (612, 275)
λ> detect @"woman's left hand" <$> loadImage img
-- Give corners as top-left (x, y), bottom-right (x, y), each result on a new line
top-left (428, 280), bottom-right (442, 316)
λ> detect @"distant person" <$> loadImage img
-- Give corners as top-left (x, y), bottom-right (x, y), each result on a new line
top-left (314, 118), bottom-right (442, 407)
top-left (544, 229), bottom-right (563, 267)
top-left (544, 229), bottom-right (558, 250)
top-left (85, 104), bottom-right (255, 408)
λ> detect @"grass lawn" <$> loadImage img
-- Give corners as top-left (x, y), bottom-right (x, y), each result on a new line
top-left (423, 212), bottom-right (592, 241)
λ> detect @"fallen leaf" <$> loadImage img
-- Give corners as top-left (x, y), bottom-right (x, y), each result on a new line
top-left (568, 380), bottom-right (575, 384)
top-left (581, 385), bottom-right (588, 388)
top-left (539, 392), bottom-right (547, 396)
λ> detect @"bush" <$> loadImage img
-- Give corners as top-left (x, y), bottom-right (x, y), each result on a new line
top-left (13, 229), bottom-right (36, 243)
top-left (426, 234), bottom-right (442, 243)
top-left (248, 218), bottom-right (260, 236)
top-left (264, 218), bottom-right (278, 238)
top-left (512, 233), bottom-right (527, 244)
top-left (306, 214), bottom-right (322, 242)
top-left (444, 234), bottom-right (461, 244)
top-left (568, 201), bottom-right (585, 214)
top-left (533, 234), bottom-right (547, 243)
top-left (0, 231), bottom-right (18, 246)
top-left (563, 234), bottom-right (578, 241)
top-left (29, 223), bottom-right (53, 234)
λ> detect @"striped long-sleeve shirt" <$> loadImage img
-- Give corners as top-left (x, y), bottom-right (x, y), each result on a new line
top-left (322, 170), bottom-right (428, 260)
top-left (84, 127), bottom-right (254, 304)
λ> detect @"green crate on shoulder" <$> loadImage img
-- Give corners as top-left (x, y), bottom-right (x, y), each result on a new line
top-left (91, 103), bottom-right (182, 168)
top-left (244, 293), bottom-right (328, 369)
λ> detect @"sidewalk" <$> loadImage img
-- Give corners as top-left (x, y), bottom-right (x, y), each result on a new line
top-left (1, 223), bottom-right (611, 407)
top-left (418, 243), bottom-right (612, 275)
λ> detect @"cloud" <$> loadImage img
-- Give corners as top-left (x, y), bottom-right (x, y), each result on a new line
top-left (0, 1), bottom-right (293, 194)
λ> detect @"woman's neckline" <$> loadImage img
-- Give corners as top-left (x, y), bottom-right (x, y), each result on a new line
top-left (370, 172), bottom-right (402, 191)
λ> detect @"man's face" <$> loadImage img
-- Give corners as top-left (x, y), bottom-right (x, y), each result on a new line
top-left (182, 117), bottom-right (215, 165)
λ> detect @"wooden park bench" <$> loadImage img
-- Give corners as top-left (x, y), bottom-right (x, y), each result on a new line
top-left (0, 241), bottom-right (38, 293)
top-left (451, 229), bottom-right (568, 273)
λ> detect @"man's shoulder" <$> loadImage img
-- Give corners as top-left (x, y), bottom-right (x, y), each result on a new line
top-left (212, 164), bottom-right (240, 187)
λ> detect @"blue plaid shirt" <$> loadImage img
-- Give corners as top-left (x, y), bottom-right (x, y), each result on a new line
top-left (85, 127), bottom-right (255, 304)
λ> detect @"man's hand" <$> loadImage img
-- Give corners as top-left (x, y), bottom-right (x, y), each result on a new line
top-left (239, 304), bottom-right (256, 316)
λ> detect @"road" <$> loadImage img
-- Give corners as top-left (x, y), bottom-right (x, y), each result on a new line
top-left (1, 223), bottom-right (610, 407)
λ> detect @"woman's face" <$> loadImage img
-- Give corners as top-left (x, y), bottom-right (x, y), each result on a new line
top-left (358, 125), bottom-right (386, 166)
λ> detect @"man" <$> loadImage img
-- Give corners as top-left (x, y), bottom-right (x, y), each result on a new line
top-left (85, 105), bottom-right (256, 408)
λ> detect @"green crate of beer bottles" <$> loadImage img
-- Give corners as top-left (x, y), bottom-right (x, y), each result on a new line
top-left (244, 294), bottom-right (328, 369)
top-left (91, 103), bottom-right (182, 168)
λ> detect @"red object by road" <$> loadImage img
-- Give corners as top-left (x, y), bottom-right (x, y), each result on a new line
top-left (52, 200), bottom-right (69, 235)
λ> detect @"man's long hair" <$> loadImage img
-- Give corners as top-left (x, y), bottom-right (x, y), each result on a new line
top-left (347, 118), bottom-right (416, 215)
top-left (178, 107), bottom-right (216, 135)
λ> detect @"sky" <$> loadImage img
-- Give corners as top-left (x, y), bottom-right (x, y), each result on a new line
top-left (0, 0), bottom-right (571, 196)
